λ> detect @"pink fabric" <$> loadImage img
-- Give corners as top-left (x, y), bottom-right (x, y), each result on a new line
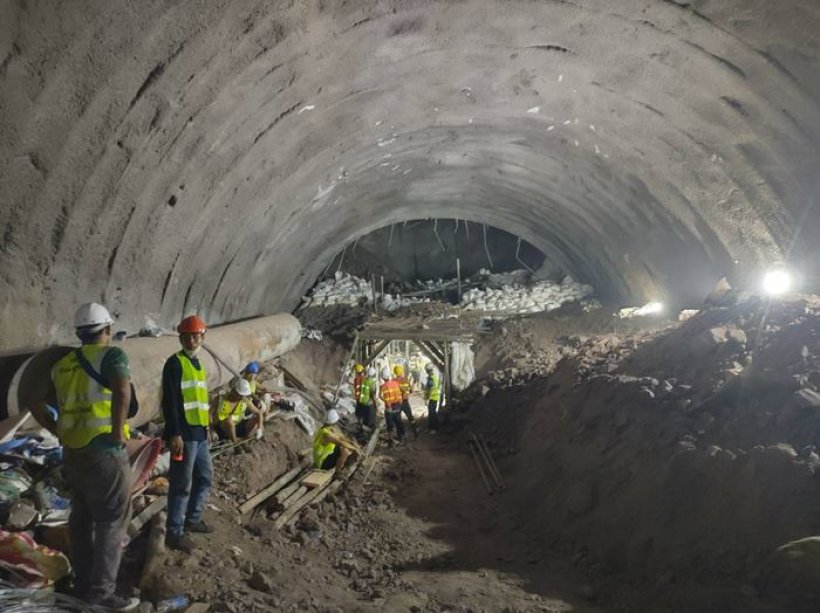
top-left (0, 529), bottom-right (70, 587)
top-left (125, 435), bottom-right (162, 495)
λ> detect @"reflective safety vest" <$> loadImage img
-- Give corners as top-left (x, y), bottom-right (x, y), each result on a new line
top-left (397, 376), bottom-right (411, 400)
top-left (380, 379), bottom-right (402, 406)
top-left (313, 425), bottom-right (336, 468)
top-left (353, 373), bottom-right (364, 401)
top-left (51, 345), bottom-right (130, 449)
top-left (247, 379), bottom-right (257, 395)
top-left (428, 374), bottom-right (441, 402)
top-left (176, 351), bottom-right (210, 426)
top-left (217, 394), bottom-right (247, 424)
top-left (359, 377), bottom-right (375, 404)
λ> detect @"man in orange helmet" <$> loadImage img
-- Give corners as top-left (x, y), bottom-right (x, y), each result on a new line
top-left (161, 315), bottom-right (213, 553)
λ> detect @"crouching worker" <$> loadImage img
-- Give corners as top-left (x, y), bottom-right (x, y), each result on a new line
top-left (313, 409), bottom-right (362, 474)
top-left (212, 378), bottom-right (262, 442)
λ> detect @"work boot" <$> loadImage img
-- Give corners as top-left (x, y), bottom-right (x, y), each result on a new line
top-left (89, 593), bottom-right (140, 612)
top-left (185, 520), bottom-right (213, 533)
top-left (165, 532), bottom-right (195, 553)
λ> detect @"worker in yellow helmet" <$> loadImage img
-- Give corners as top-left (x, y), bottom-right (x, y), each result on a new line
top-left (30, 303), bottom-right (138, 611)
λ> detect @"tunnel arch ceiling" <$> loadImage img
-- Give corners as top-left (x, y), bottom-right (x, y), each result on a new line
top-left (1, 0), bottom-right (819, 351)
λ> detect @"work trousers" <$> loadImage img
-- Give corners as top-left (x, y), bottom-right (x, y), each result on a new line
top-left (63, 446), bottom-right (132, 601)
top-left (355, 402), bottom-right (376, 428)
top-left (427, 398), bottom-right (440, 431)
top-left (167, 439), bottom-right (213, 537)
top-left (384, 405), bottom-right (406, 441)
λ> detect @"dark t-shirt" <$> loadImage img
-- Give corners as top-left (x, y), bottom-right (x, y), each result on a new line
top-left (161, 354), bottom-right (207, 442)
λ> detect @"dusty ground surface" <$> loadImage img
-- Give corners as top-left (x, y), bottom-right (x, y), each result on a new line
top-left (119, 295), bottom-right (820, 611)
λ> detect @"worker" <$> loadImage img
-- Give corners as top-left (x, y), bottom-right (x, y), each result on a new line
top-left (162, 315), bottom-right (213, 553)
top-left (29, 303), bottom-right (139, 611)
top-left (379, 368), bottom-right (405, 443)
top-left (212, 377), bottom-right (263, 442)
top-left (352, 363), bottom-right (364, 401)
top-left (355, 366), bottom-right (377, 429)
top-left (241, 360), bottom-right (271, 415)
top-left (313, 409), bottom-right (362, 473)
top-left (393, 364), bottom-right (417, 438)
top-left (424, 363), bottom-right (442, 433)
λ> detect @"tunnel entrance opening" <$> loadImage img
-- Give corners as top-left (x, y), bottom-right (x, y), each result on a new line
top-left (316, 219), bottom-right (555, 304)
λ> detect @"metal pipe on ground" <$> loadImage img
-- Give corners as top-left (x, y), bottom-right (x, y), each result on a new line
top-left (8, 313), bottom-right (302, 429)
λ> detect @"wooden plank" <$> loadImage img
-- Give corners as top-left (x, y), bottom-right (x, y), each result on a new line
top-left (128, 496), bottom-right (167, 538)
top-left (280, 485), bottom-right (308, 510)
top-left (237, 465), bottom-right (303, 515)
top-left (274, 483), bottom-right (330, 529)
top-left (301, 469), bottom-right (333, 489)
top-left (417, 339), bottom-right (445, 364)
top-left (139, 511), bottom-right (167, 593)
top-left (364, 421), bottom-right (384, 457)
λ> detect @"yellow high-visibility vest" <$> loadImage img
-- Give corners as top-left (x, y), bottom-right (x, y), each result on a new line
top-left (51, 345), bottom-right (130, 449)
top-left (428, 374), bottom-right (441, 401)
top-left (176, 351), bottom-right (209, 426)
top-left (313, 425), bottom-right (336, 468)
top-left (217, 395), bottom-right (247, 424)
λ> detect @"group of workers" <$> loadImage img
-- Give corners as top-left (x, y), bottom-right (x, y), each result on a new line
top-left (29, 303), bottom-right (275, 611)
top-left (28, 301), bottom-right (446, 612)
top-left (351, 360), bottom-right (442, 442)
top-left (310, 358), bottom-right (444, 479)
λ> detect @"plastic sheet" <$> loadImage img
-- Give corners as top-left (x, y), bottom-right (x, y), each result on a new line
top-left (0, 579), bottom-right (88, 612)
top-left (450, 343), bottom-right (476, 391)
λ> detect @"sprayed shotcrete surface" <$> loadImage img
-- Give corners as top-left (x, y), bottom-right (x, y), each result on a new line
top-left (1, 0), bottom-right (819, 351)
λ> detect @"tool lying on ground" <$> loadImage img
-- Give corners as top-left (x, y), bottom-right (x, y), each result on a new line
top-left (467, 432), bottom-right (505, 495)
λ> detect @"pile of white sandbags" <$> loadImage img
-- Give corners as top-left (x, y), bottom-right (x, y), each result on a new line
top-left (461, 275), bottom-right (594, 314)
top-left (300, 272), bottom-right (373, 308)
top-left (300, 271), bottom-right (431, 311)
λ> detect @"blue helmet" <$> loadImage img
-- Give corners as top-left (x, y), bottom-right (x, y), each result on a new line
top-left (245, 361), bottom-right (261, 374)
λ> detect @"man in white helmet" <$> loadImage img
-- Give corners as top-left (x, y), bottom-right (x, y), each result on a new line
top-left (211, 377), bottom-right (264, 442)
top-left (354, 366), bottom-right (378, 430)
top-left (30, 303), bottom-right (138, 611)
top-left (313, 409), bottom-right (362, 473)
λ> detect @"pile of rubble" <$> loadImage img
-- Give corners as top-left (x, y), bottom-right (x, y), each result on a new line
top-left (464, 294), bottom-right (820, 611)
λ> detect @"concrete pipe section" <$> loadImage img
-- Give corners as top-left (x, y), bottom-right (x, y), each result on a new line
top-left (1, 0), bottom-right (819, 352)
top-left (8, 314), bottom-right (302, 428)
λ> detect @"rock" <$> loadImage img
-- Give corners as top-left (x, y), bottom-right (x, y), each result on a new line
top-left (727, 328), bottom-right (747, 347)
top-left (760, 536), bottom-right (820, 601)
top-left (566, 481), bottom-right (595, 516)
top-left (794, 388), bottom-right (820, 408)
top-left (247, 570), bottom-right (276, 594)
top-left (184, 604), bottom-right (211, 613)
top-left (690, 327), bottom-right (727, 357)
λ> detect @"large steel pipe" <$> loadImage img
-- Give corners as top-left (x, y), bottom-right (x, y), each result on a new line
top-left (10, 313), bottom-right (302, 429)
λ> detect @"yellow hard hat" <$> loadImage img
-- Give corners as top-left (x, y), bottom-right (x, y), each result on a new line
top-left (393, 365), bottom-right (404, 376)
top-left (354, 363), bottom-right (364, 373)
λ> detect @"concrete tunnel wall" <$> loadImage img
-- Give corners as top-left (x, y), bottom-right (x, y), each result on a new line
top-left (1, 0), bottom-right (819, 353)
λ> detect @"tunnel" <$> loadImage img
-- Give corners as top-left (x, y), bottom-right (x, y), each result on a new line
top-left (2, 1), bottom-right (820, 611)
top-left (2, 0), bottom-right (819, 352)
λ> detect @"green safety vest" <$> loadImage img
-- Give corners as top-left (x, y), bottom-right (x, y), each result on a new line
top-left (428, 374), bottom-right (441, 402)
top-left (51, 345), bottom-right (130, 449)
top-left (313, 425), bottom-right (336, 469)
top-left (359, 378), bottom-right (375, 404)
top-left (217, 394), bottom-right (247, 424)
top-left (176, 351), bottom-right (210, 426)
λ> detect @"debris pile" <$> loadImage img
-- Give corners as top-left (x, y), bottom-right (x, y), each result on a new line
top-left (465, 294), bottom-right (820, 610)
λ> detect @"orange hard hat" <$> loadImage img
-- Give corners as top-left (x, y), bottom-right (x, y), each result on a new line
top-left (177, 315), bottom-right (207, 334)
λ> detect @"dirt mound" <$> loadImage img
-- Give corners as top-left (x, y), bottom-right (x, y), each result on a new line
top-left (461, 295), bottom-right (820, 611)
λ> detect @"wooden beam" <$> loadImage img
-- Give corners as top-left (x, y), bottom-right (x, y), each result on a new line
top-left (417, 339), bottom-right (444, 364)
top-left (128, 496), bottom-right (167, 538)
top-left (237, 465), bottom-right (303, 515)
top-left (414, 341), bottom-right (444, 373)
top-left (274, 482), bottom-right (331, 529)
top-left (362, 340), bottom-right (390, 368)
top-left (444, 342), bottom-right (452, 410)
top-left (139, 511), bottom-right (167, 593)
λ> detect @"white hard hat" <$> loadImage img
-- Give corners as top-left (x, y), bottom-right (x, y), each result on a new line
top-left (367, 367), bottom-right (377, 378)
top-left (233, 378), bottom-right (252, 396)
top-left (74, 302), bottom-right (114, 332)
top-left (381, 368), bottom-right (391, 380)
top-left (425, 363), bottom-right (434, 372)
top-left (325, 409), bottom-right (340, 425)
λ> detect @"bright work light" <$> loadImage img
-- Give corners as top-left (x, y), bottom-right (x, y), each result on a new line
top-left (762, 269), bottom-right (792, 296)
